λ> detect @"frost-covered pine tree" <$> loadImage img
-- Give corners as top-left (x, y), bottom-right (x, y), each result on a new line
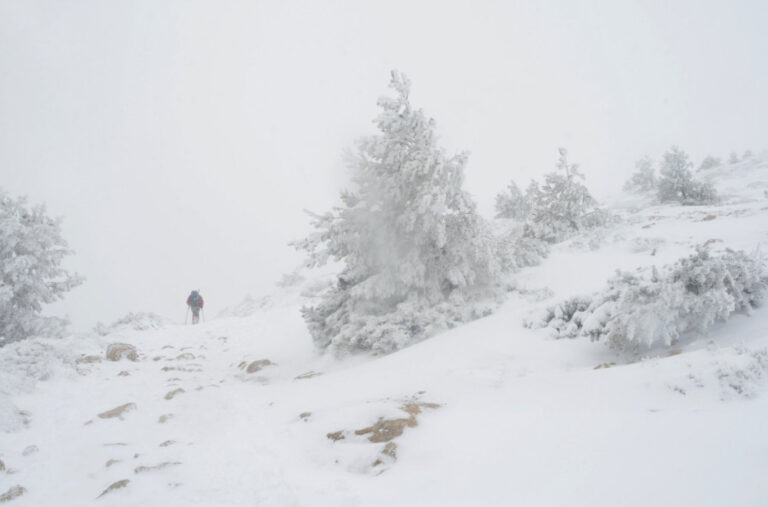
top-left (657, 146), bottom-right (718, 205)
top-left (294, 71), bottom-right (500, 355)
top-left (494, 180), bottom-right (528, 220)
top-left (698, 155), bottom-right (721, 171)
top-left (623, 156), bottom-right (656, 192)
top-left (0, 189), bottom-right (83, 345)
top-left (525, 148), bottom-right (601, 242)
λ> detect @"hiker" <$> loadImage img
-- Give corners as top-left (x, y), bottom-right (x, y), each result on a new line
top-left (186, 290), bottom-right (204, 325)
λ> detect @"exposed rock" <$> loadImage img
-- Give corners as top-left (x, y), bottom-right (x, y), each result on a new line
top-left (161, 366), bottom-right (201, 373)
top-left (294, 371), bottom-right (322, 380)
top-left (76, 355), bottom-right (102, 364)
top-left (0, 485), bottom-right (25, 503)
top-left (326, 431), bottom-right (345, 442)
top-left (159, 440), bottom-right (176, 447)
top-left (105, 459), bottom-right (121, 468)
top-left (117, 371), bottom-right (130, 377)
top-left (593, 363), bottom-right (615, 370)
top-left (0, 459), bottom-right (5, 472)
top-left (161, 345), bottom-right (174, 350)
top-left (299, 412), bottom-right (312, 421)
top-left (243, 359), bottom-right (274, 374)
top-left (106, 343), bottom-right (138, 362)
top-left (158, 414), bottom-right (174, 424)
top-left (153, 356), bottom-right (165, 362)
top-left (97, 479), bottom-right (129, 498)
top-left (176, 352), bottom-right (196, 361)
top-left (164, 388), bottom-right (185, 400)
top-left (98, 403), bottom-right (137, 419)
top-left (134, 462), bottom-right (181, 474)
top-left (21, 445), bottom-right (38, 457)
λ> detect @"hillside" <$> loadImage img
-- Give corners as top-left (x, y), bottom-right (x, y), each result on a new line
top-left (1, 155), bottom-right (768, 506)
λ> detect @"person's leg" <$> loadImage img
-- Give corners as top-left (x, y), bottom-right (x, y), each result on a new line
top-left (192, 307), bottom-right (200, 325)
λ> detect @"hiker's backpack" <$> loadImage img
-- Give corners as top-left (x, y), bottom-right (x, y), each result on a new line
top-left (189, 291), bottom-right (202, 307)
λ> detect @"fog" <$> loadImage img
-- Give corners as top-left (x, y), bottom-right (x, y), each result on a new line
top-left (1, 0), bottom-right (766, 330)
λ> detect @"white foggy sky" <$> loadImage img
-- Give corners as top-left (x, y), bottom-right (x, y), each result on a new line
top-left (1, 0), bottom-right (766, 329)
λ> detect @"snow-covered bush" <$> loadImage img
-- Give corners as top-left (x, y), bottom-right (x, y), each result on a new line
top-left (0, 189), bottom-right (83, 346)
top-left (728, 151), bottom-right (740, 164)
top-left (623, 156), bottom-right (656, 193)
top-left (698, 155), bottom-right (722, 171)
top-left (494, 181), bottom-right (529, 220)
top-left (522, 148), bottom-right (605, 243)
top-left (294, 71), bottom-right (500, 355)
top-left (496, 224), bottom-right (549, 273)
top-left (657, 146), bottom-right (718, 205)
top-left (530, 248), bottom-right (767, 352)
top-left (94, 312), bottom-right (167, 336)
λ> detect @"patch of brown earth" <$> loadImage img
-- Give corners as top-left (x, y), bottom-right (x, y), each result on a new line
top-left (158, 414), bottom-right (174, 424)
top-left (0, 485), bottom-right (25, 503)
top-left (701, 214), bottom-right (717, 221)
top-left (134, 462), bottom-right (181, 474)
top-left (667, 349), bottom-right (683, 357)
top-left (594, 363), bottom-right (616, 370)
top-left (97, 479), bottom-right (129, 499)
top-left (326, 431), bottom-right (345, 442)
top-left (98, 403), bottom-right (137, 419)
top-left (164, 388), bottom-right (185, 401)
top-left (106, 343), bottom-right (138, 362)
top-left (329, 400), bottom-right (442, 445)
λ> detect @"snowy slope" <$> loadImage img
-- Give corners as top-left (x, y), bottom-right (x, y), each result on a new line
top-left (2, 157), bottom-right (768, 506)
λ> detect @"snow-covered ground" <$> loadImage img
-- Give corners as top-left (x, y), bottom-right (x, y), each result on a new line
top-left (2, 156), bottom-right (768, 506)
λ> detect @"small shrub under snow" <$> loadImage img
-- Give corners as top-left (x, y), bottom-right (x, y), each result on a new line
top-left (528, 248), bottom-right (767, 352)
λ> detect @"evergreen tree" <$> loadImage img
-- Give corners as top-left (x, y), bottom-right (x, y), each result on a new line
top-left (698, 155), bottom-right (721, 171)
top-left (623, 156), bottom-right (656, 192)
top-left (525, 148), bottom-right (600, 242)
top-left (294, 71), bottom-right (499, 355)
top-left (0, 189), bottom-right (83, 345)
top-left (657, 146), bottom-right (718, 205)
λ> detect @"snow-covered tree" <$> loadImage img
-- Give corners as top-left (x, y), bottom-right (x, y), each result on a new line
top-left (529, 247), bottom-right (767, 352)
top-left (623, 156), bottom-right (656, 193)
top-left (494, 180), bottom-right (528, 220)
top-left (728, 151), bottom-right (740, 164)
top-left (657, 146), bottom-right (718, 205)
top-left (698, 155), bottom-right (722, 171)
top-left (525, 148), bottom-right (603, 243)
top-left (0, 189), bottom-right (83, 345)
top-left (742, 149), bottom-right (753, 160)
top-left (294, 71), bottom-right (500, 355)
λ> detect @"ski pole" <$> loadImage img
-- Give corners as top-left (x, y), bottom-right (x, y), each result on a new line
top-left (202, 308), bottom-right (206, 323)
top-left (185, 306), bottom-right (189, 325)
